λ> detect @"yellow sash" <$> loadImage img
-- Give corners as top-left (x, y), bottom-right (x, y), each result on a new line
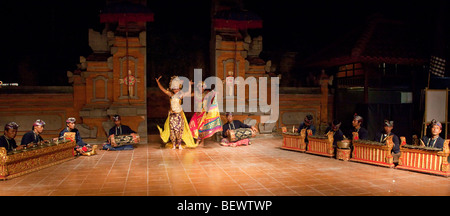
top-left (157, 111), bottom-right (197, 148)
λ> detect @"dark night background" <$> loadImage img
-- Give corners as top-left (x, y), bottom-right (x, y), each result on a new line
top-left (0, 0), bottom-right (448, 86)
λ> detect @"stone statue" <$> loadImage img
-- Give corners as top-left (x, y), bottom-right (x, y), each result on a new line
top-left (88, 28), bottom-right (109, 53)
top-left (225, 70), bottom-right (234, 97)
top-left (248, 35), bottom-right (263, 57)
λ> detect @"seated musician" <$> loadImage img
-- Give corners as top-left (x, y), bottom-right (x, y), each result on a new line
top-left (374, 119), bottom-right (400, 162)
top-left (294, 114), bottom-right (316, 143)
top-left (59, 117), bottom-right (94, 155)
top-left (0, 122), bottom-right (23, 152)
top-left (21, 119), bottom-right (48, 147)
top-left (421, 119), bottom-right (445, 149)
top-left (324, 120), bottom-right (344, 147)
top-left (220, 112), bottom-right (257, 147)
top-left (352, 114), bottom-right (368, 140)
top-left (102, 115), bottom-right (138, 151)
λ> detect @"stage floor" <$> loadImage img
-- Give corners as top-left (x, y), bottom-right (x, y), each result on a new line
top-left (0, 135), bottom-right (449, 196)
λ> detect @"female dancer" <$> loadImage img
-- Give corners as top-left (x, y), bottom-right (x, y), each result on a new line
top-left (156, 76), bottom-right (196, 149)
top-left (189, 82), bottom-right (222, 146)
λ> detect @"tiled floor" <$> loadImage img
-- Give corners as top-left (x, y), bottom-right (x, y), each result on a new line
top-left (1, 135), bottom-right (449, 196)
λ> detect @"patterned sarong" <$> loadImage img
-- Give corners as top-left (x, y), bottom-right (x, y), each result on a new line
top-left (198, 94), bottom-right (222, 139)
top-left (158, 111), bottom-right (197, 148)
top-left (189, 112), bottom-right (205, 140)
top-left (220, 138), bottom-right (250, 147)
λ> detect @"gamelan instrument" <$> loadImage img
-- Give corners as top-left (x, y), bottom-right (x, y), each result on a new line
top-left (113, 134), bottom-right (140, 146)
top-left (281, 129), bottom-right (306, 152)
top-left (227, 128), bottom-right (257, 142)
top-left (397, 137), bottom-right (449, 177)
top-left (306, 132), bottom-right (334, 157)
top-left (0, 138), bottom-right (76, 180)
top-left (350, 132), bottom-right (395, 168)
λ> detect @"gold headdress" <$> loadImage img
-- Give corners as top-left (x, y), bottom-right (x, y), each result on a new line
top-left (169, 76), bottom-right (183, 90)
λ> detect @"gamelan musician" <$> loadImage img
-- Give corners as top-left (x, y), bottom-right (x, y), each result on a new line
top-left (21, 119), bottom-right (47, 146)
top-left (220, 112), bottom-right (257, 147)
top-left (324, 120), bottom-right (344, 147)
top-left (102, 114), bottom-right (138, 151)
top-left (374, 119), bottom-right (400, 161)
top-left (421, 119), bottom-right (445, 149)
top-left (295, 114), bottom-right (316, 143)
top-left (352, 114), bottom-right (368, 140)
top-left (59, 117), bottom-right (94, 155)
top-left (0, 122), bottom-right (22, 152)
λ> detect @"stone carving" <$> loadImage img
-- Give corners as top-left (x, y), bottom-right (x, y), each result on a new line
top-left (248, 35), bottom-right (262, 57)
top-left (76, 124), bottom-right (98, 139)
top-left (88, 28), bottom-right (109, 53)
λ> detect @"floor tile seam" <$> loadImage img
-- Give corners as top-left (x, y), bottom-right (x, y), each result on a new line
top-left (160, 148), bottom-right (174, 195)
top-left (46, 170), bottom-right (76, 196)
top-left (173, 149), bottom-right (199, 196)
top-left (256, 173), bottom-right (301, 196)
top-left (202, 149), bottom-right (251, 196)
top-left (298, 185), bottom-right (327, 196)
top-left (99, 151), bottom-right (121, 191)
top-left (236, 167), bottom-right (277, 196)
top-left (92, 150), bottom-right (108, 168)
top-left (122, 148), bottom-right (137, 195)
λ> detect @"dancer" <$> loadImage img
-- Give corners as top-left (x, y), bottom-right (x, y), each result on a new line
top-left (156, 76), bottom-right (196, 149)
top-left (189, 81), bottom-right (207, 145)
top-left (197, 89), bottom-right (222, 145)
top-left (189, 82), bottom-right (222, 146)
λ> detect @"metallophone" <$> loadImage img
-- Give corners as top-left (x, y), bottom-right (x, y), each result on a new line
top-left (306, 132), bottom-right (334, 157)
top-left (281, 127), bottom-right (334, 157)
top-left (280, 129), bottom-right (450, 177)
top-left (0, 137), bottom-right (76, 180)
top-left (350, 132), bottom-right (395, 168)
top-left (281, 128), bottom-right (309, 152)
top-left (396, 137), bottom-right (450, 177)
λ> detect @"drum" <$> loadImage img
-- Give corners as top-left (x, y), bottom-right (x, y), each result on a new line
top-left (227, 128), bottom-right (256, 142)
top-left (63, 132), bottom-right (76, 142)
top-left (114, 134), bottom-right (140, 146)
